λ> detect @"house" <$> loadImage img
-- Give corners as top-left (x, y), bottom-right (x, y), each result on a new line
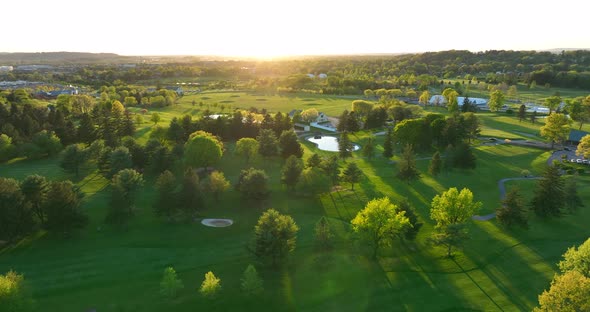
top-left (165, 86), bottom-right (184, 96)
top-left (316, 112), bottom-right (329, 123)
top-left (567, 129), bottom-right (589, 145)
top-left (428, 95), bottom-right (488, 109)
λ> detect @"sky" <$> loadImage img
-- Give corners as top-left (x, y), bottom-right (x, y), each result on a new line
top-left (3, 0), bottom-right (588, 58)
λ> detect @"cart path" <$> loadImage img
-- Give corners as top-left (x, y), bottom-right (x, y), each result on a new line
top-left (471, 177), bottom-right (540, 221)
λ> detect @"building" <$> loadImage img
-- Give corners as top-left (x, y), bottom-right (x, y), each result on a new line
top-left (567, 129), bottom-right (589, 145)
top-left (428, 95), bottom-right (488, 109)
top-left (165, 86), bottom-right (184, 96)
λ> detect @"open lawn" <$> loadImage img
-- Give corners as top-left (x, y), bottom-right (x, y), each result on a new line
top-left (2, 124), bottom-right (590, 311)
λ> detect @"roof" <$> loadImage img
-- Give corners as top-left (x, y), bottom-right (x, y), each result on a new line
top-left (569, 130), bottom-right (589, 143)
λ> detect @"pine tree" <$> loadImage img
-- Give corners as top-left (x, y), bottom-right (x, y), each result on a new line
top-left (362, 136), bottom-right (375, 160)
top-left (199, 271), bottom-right (221, 299)
top-left (281, 155), bottom-right (303, 191)
top-left (531, 166), bottom-right (565, 217)
top-left (397, 144), bottom-right (420, 183)
top-left (314, 216), bottom-right (334, 250)
top-left (341, 162), bottom-right (362, 190)
top-left (496, 187), bottom-right (528, 228)
top-left (338, 132), bottom-right (353, 159)
top-left (154, 170), bottom-right (177, 218)
top-left (121, 110), bottom-right (136, 137)
top-left (518, 104), bottom-right (526, 122)
top-left (382, 128), bottom-right (393, 158)
top-left (306, 153), bottom-right (323, 168)
top-left (160, 267), bottom-right (184, 299)
top-left (396, 198), bottom-right (422, 240)
top-left (179, 168), bottom-right (203, 217)
top-left (429, 151), bottom-right (442, 176)
top-left (564, 177), bottom-right (584, 213)
top-left (241, 264), bottom-right (263, 296)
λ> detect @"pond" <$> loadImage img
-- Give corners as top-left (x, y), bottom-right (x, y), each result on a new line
top-left (307, 136), bottom-right (360, 152)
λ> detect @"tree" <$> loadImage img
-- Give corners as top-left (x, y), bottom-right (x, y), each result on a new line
top-left (44, 180), bottom-right (88, 235)
top-left (559, 238), bottom-right (590, 277)
top-left (253, 209), bottom-right (299, 265)
top-left (362, 136), bottom-right (375, 160)
top-left (281, 155), bottom-right (303, 191)
top-left (184, 131), bottom-right (223, 168)
top-left (178, 168), bottom-right (203, 217)
top-left (107, 169), bottom-right (144, 226)
top-left (382, 128), bottom-right (394, 158)
top-left (300, 108), bottom-right (319, 123)
top-left (154, 170), bottom-right (177, 218)
top-left (314, 216), bottom-right (334, 250)
top-left (518, 104), bottom-right (527, 122)
top-left (419, 90), bottom-right (431, 106)
top-left (430, 187), bottom-right (481, 256)
top-left (0, 178), bottom-right (33, 242)
top-left (576, 134), bottom-right (590, 159)
top-left (337, 110), bottom-right (349, 132)
top-left (351, 100), bottom-right (373, 118)
top-left (338, 132), bottom-right (353, 159)
top-left (340, 162), bottom-right (362, 190)
top-left (31, 130), bottom-right (62, 157)
top-left (461, 112), bottom-right (480, 143)
top-left (568, 97), bottom-right (590, 130)
top-left (442, 88), bottom-right (459, 112)
top-left (278, 130), bottom-right (303, 158)
top-left (241, 265), bottom-right (263, 296)
top-left (397, 144), bottom-right (420, 183)
top-left (429, 151), bottom-right (442, 176)
top-left (236, 168), bottom-right (270, 199)
top-left (235, 138), bottom-right (259, 163)
top-left (351, 197), bottom-right (410, 259)
top-left (296, 168), bottom-right (331, 196)
top-left (531, 165), bottom-right (565, 217)
top-left (199, 271), bottom-right (221, 299)
top-left (544, 95), bottom-right (562, 113)
top-left (306, 153), bottom-right (322, 168)
top-left (450, 142), bottom-right (477, 169)
top-left (208, 171), bottom-right (230, 201)
top-left (108, 146), bottom-right (133, 178)
top-left (257, 129), bottom-right (279, 157)
top-left (150, 112), bottom-right (161, 125)
top-left (77, 113), bottom-right (96, 144)
top-left (20, 175), bottom-right (48, 225)
top-left (540, 113), bottom-right (571, 148)
top-left (364, 89), bottom-right (375, 99)
top-left (396, 198), bottom-right (422, 241)
top-left (496, 187), bottom-right (528, 229)
top-left (507, 85), bottom-right (519, 101)
top-left (488, 90), bottom-right (505, 112)
top-left (321, 155), bottom-right (340, 186)
top-left (121, 110), bottom-right (136, 137)
top-left (534, 271), bottom-right (590, 312)
top-left (60, 144), bottom-right (88, 178)
top-left (160, 267), bottom-right (184, 299)
top-left (564, 177), bottom-right (584, 213)
top-left (530, 111), bottom-right (538, 124)
top-left (0, 270), bottom-right (35, 312)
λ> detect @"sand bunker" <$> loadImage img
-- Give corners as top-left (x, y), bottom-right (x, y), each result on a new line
top-left (201, 219), bottom-right (234, 227)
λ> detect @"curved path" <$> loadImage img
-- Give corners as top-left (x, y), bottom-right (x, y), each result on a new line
top-left (472, 177), bottom-right (540, 221)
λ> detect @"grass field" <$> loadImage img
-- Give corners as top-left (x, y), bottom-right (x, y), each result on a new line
top-left (1, 92), bottom-right (590, 311)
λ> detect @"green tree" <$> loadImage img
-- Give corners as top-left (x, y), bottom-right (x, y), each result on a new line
top-left (429, 151), bottom-right (442, 176)
top-left (576, 134), bottom-right (590, 159)
top-left (279, 130), bottom-right (303, 158)
top-left (199, 271), bottom-right (221, 299)
top-left (382, 128), bottom-right (394, 158)
top-left (321, 155), bottom-right (340, 186)
top-left (0, 178), bottom-right (32, 242)
top-left (341, 162), bottom-right (362, 190)
top-left (108, 146), bottom-right (133, 178)
top-left (518, 104), bottom-right (527, 122)
top-left (530, 111), bottom-right (538, 124)
top-left (184, 131), bottom-right (223, 168)
top-left (396, 198), bottom-right (422, 241)
top-left (20, 175), bottom-right (48, 225)
top-left (351, 197), bottom-right (411, 259)
top-left (419, 90), bottom-right (431, 106)
top-left (544, 95), bottom-right (562, 113)
top-left (257, 129), bottom-right (279, 157)
top-left (559, 238), bottom-right (590, 277)
top-left (281, 155), bottom-right (303, 191)
top-left (253, 209), bottom-right (299, 265)
top-left (564, 177), bottom-right (584, 213)
top-left (0, 270), bottom-right (35, 312)
top-left (488, 90), bottom-right (505, 112)
top-left (540, 113), bottom-right (571, 148)
top-left (306, 153), bottom-right (322, 168)
top-left (207, 170), bottom-right (230, 201)
top-left (241, 264), bottom-right (263, 296)
top-left (534, 271), bottom-right (590, 312)
top-left (300, 108), bottom-right (319, 123)
top-left (338, 132), bottom-right (353, 159)
top-left (297, 168), bottom-right (331, 196)
top-left (362, 136), bottom-right (375, 160)
top-left (531, 165), bottom-right (565, 217)
top-left (496, 187), bottom-right (528, 229)
top-left (154, 170), bottom-right (177, 218)
top-left (107, 169), bottom-right (144, 226)
top-left (351, 100), bottom-right (374, 118)
top-left (461, 112), bottom-right (480, 143)
top-left (45, 180), bottom-right (88, 236)
top-left (567, 96), bottom-right (590, 130)
top-left (178, 168), bottom-right (203, 217)
top-left (31, 130), bottom-right (62, 157)
top-left (235, 138), bottom-right (259, 163)
top-left (160, 267), bottom-right (184, 299)
top-left (236, 168), bottom-right (270, 199)
top-left (150, 112), bottom-right (161, 125)
top-left (314, 216), bottom-right (334, 250)
top-left (430, 187), bottom-right (481, 256)
top-left (397, 144), bottom-right (420, 183)
top-left (60, 144), bottom-right (88, 178)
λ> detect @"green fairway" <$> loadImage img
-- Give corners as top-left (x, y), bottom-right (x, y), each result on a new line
top-left (2, 92), bottom-right (590, 311)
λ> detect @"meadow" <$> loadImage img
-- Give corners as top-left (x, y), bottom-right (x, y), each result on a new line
top-left (1, 91), bottom-right (590, 311)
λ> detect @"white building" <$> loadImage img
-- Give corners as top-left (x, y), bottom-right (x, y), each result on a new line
top-left (429, 95), bottom-right (488, 108)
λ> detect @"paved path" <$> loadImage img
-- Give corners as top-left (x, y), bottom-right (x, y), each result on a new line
top-left (471, 177), bottom-right (540, 221)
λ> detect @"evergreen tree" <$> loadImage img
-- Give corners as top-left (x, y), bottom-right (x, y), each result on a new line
top-left (108, 146), bottom-right (133, 178)
top-left (429, 151), bottom-right (442, 176)
top-left (396, 198), bottom-right (422, 240)
top-left (314, 216), bottom-right (334, 250)
top-left (340, 162), bottom-right (362, 190)
top-left (236, 168), bottom-right (270, 199)
top-left (531, 166), bottom-right (565, 217)
top-left (337, 110), bottom-right (349, 132)
top-left (278, 130), bottom-right (303, 158)
top-left (179, 168), bottom-right (203, 217)
top-left (281, 155), bottom-right (303, 191)
top-left (382, 128), bottom-right (394, 158)
top-left (154, 170), bottom-right (178, 218)
top-left (241, 264), bottom-right (263, 296)
top-left (564, 177), bottom-right (584, 213)
top-left (106, 169), bottom-right (143, 226)
top-left (347, 111), bottom-right (360, 132)
top-left (518, 104), bottom-right (526, 122)
top-left (45, 180), bottom-right (88, 235)
top-left (496, 187), bottom-right (528, 229)
top-left (321, 155), bottom-right (340, 186)
top-left (257, 129), bottom-right (279, 157)
top-left (451, 142), bottom-right (476, 169)
top-left (60, 144), bottom-right (88, 178)
top-left (338, 132), bottom-right (353, 159)
top-left (199, 271), bottom-right (221, 299)
top-left (149, 145), bottom-right (172, 175)
top-left (253, 209), bottom-right (299, 265)
top-left (362, 136), bottom-right (375, 160)
top-left (397, 144), bottom-right (420, 183)
top-left (306, 153), bottom-right (322, 168)
top-left (121, 110), bottom-right (136, 137)
top-left (159, 267), bottom-right (184, 299)
top-left (20, 175), bottom-right (48, 225)
top-left (207, 171), bottom-right (230, 201)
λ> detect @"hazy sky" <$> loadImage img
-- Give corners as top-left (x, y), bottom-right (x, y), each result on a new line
top-left (4, 0), bottom-right (588, 57)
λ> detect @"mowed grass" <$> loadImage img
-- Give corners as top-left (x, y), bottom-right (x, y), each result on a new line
top-left (2, 93), bottom-right (590, 311)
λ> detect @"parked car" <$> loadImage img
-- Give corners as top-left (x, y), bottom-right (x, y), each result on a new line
top-left (576, 159), bottom-right (583, 164)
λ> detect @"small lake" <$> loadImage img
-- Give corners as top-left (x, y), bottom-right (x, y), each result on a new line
top-left (307, 136), bottom-right (360, 152)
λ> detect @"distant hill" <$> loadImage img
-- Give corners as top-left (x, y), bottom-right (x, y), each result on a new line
top-left (0, 52), bottom-right (139, 65)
